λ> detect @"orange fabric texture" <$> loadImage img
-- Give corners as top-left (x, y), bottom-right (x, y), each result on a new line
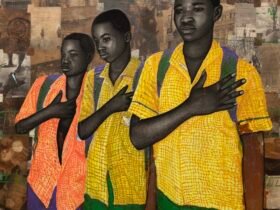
top-left (15, 74), bottom-right (87, 210)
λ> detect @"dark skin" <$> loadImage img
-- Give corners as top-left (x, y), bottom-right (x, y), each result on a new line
top-left (130, 0), bottom-right (243, 149)
top-left (130, 73), bottom-right (245, 149)
top-left (130, 1), bottom-right (265, 209)
top-left (78, 22), bottom-right (133, 140)
top-left (15, 39), bottom-right (92, 164)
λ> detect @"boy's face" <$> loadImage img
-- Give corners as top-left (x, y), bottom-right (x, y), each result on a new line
top-left (92, 22), bottom-right (129, 63)
top-left (174, 0), bottom-right (221, 42)
top-left (61, 40), bottom-right (88, 77)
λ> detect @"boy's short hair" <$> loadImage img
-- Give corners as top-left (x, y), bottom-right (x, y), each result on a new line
top-left (63, 33), bottom-right (95, 62)
top-left (91, 9), bottom-right (131, 34)
top-left (211, 0), bottom-right (220, 7)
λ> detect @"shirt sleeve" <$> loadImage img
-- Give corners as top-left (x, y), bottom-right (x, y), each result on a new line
top-left (79, 70), bottom-right (95, 122)
top-left (236, 59), bottom-right (272, 134)
top-left (129, 54), bottom-right (160, 119)
top-left (15, 76), bottom-right (47, 123)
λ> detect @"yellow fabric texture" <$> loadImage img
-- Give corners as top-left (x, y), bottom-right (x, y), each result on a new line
top-left (129, 41), bottom-right (272, 210)
top-left (15, 74), bottom-right (87, 210)
top-left (80, 58), bottom-right (147, 206)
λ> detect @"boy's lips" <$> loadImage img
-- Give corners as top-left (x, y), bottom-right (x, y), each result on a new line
top-left (180, 27), bottom-right (196, 33)
top-left (61, 66), bottom-right (70, 72)
top-left (99, 53), bottom-right (109, 59)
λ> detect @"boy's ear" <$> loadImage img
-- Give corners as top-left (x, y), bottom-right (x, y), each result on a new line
top-left (213, 5), bottom-right (223, 22)
top-left (124, 32), bottom-right (131, 43)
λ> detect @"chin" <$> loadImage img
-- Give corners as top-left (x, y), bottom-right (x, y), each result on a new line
top-left (106, 57), bottom-right (117, 64)
top-left (180, 35), bottom-right (196, 42)
top-left (180, 33), bottom-right (206, 43)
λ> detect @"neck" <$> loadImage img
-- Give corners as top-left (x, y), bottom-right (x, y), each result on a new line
top-left (183, 32), bottom-right (213, 60)
top-left (109, 46), bottom-right (131, 84)
top-left (66, 72), bottom-right (85, 100)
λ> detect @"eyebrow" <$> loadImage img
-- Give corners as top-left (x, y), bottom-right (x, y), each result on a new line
top-left (100, 33), bottom-right (111, 38)
top-left (193, 2), bottom-right (205, 6)
top-left (174, 4), bottom-right (182, 9)
top-left (61, 49), bottom-right (79, 53)
top-left (174, 1), bottom-right (205, 9)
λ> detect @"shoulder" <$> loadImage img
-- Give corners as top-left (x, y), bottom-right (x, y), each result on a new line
top-left (141, 51), bottom-right (165, 75)
top-left (30, 75), bottom-right (49, 90)
top-left (145, 51), bottom-right (165, 65)
top-left (85, 68), bottom-right (95, 78)
top-left (84, 65), bottom-right (106, 82)
top-left (236, 58), bottom-right (264, 89)
top-left (237, 58), bottom-right (259, 78)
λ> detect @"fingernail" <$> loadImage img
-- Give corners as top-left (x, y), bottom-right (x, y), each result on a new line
top-left (240, 90), bottom-right (244, 94)
top-left (231, 73), bottom-right (236, 77)
top-left (242, 79), bottom-right (246, 83)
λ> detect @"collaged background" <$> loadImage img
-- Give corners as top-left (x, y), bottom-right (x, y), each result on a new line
top-left (0, 0), bottom-right (279, 209)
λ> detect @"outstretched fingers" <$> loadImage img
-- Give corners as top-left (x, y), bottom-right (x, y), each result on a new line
top-left (222, 90), bottom-right (244, 102)
top-left (219, 73), bottom-right (236, 88)
top-left (220, 89), bottom-right (244, 104)
top-left (220, 77), bottom-right (246, 90)
top-left (217, 102), bottom-right (237, 111)
top-left (220, 79), bottom-right (246, 98)
top-left (125, 91), bottom-right (134, 98)
top-left (193, 71), bottom-right (207, 89)
top-left (117, 85), bottom-right (129, 95)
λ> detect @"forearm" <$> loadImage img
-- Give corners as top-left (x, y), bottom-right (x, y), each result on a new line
top-left (15, 107), bottom-right (54, 134)
top-left (241, 132), bottom-right (264, 210)
top-left (78, 103), bottom-right (114, 140)
top-left (130, 100), bottom-right (194, 150)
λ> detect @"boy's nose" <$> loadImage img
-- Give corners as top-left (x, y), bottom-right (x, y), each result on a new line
top-left (62, 56), bottom-right (70, 64)
top-left (181, 13), bottom-right (194, 23)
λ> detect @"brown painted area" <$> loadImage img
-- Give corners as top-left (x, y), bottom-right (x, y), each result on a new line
top-left (242, 132), bottom-right (264, 210)
top-left (145, 154), bottom-right (156, 210)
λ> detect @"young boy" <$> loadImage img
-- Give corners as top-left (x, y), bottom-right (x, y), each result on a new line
top-left (129, 0), bottom-right (272, 209)
top-left (78, 9), bottom-right (146, 210)
top-left (15, 33), bottom-right (95, 210)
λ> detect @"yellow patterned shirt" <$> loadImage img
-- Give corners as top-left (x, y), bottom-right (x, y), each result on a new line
top-left (79, 58), bottom-right (146, 206)
top-left (129, 41), bottom-right (272, 210)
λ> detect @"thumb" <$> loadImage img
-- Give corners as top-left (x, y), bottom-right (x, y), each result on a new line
top-left (193, 71), bottom-right (207, 89)
top-left (52, 90), bottom-right (63, 104)
top-left (117, 85), bottom-right (129, 95)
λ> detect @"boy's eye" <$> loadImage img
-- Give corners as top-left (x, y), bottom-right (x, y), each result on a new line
top-left (70, 52), bottom-right (79, 57)
top-left (103, 37), bottom-right (111, 42)
top-left (175, 8), bottom-right (183, 14)
top-left (194, 7), bottom-right (204, 12)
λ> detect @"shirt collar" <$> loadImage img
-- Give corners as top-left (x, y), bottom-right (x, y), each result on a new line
top-left (49, 72), bottom-right (87, 102)
top-left (100, 57), bottom-right (140, 80)
top-left (169, 40), bottom-right (222, 85)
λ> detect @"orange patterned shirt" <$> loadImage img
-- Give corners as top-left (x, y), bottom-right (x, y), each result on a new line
top-left (15, 74), bottom-right (87, 210)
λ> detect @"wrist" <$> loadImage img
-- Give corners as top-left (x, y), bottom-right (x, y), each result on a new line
top-left (102, 101), bottom-right (116, 115)
top-left (181, 100), bottom-right (195, 119)
top-left (45, 105), bottom-right (56, 118)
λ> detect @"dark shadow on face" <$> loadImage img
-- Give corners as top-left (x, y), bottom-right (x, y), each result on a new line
top-left (174, 0), bottom-right (222, 42)
top-left (92, 22), bottom-right (129, 63)
top-left (61, 40), bottom-right (88, 77)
